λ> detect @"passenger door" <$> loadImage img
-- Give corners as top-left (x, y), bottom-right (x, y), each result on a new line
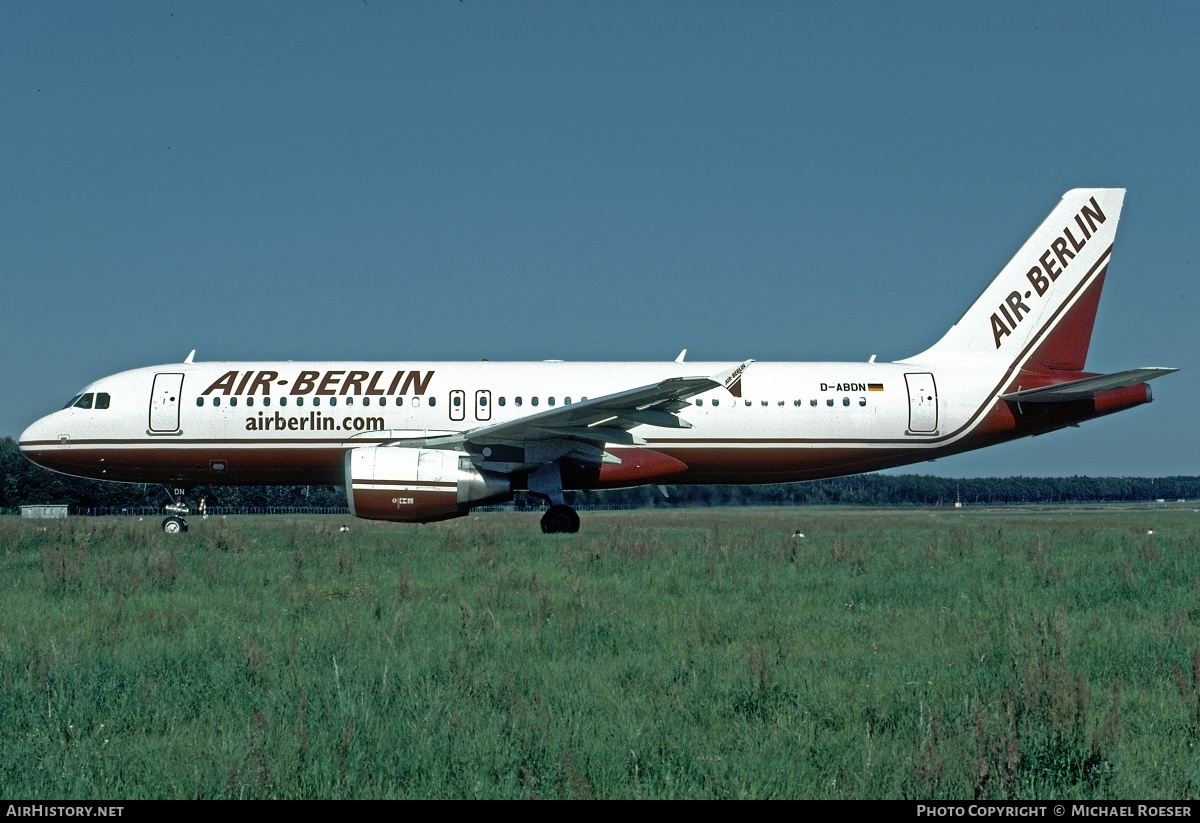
top-left (149, 373), bottom-right (185, 432)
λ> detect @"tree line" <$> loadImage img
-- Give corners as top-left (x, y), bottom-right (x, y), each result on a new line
top-left (2, 436), bottom-right (1196, 514)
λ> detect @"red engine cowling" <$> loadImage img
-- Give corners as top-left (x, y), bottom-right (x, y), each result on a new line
top-left (346, 446), bottom-right (511, 523)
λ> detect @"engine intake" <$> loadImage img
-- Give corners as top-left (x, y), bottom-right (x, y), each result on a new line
top-left (346, 446), bottom-right (511, 523)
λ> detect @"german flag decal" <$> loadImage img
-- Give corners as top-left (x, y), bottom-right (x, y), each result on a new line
top-left (868, 384), bottom-right (884, 392)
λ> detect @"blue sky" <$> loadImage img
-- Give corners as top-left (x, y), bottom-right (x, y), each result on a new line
top-left (2, 2), bottom-right (1196, 477)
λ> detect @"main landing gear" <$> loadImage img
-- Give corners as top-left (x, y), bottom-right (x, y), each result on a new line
top-left (161, 486), bottom-right (190, 534)
top-left (540, 504), bottom-right (580, 534)
top-left (528, 463), bottom-right (581, 534)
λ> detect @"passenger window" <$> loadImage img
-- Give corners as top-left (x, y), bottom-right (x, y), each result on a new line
top-left (695, 399), bottom-right (703, 406)
top-left (296, 397), bottom-right (304, 407)
top-left (810, 399), bottom-right (817, 407)
top-left (744, 400), bottom-right (751, 407)
top-left (531, 397), bottom-right (539, 407)
top-left (196, 397), bottom-right (204, 407)
top-left (826, 399), bottom-right (834, 407)
top-left (498, 397), bottom-right (506, 407)
top-left (230, 397), bottom-right (238, 407)
top-left (346, 397), bottom-right (354, 406)
top-left (329, 397), bottom-right (337, 407)
top-left (213, 397), bottom-right (221, 407)
top-left (762, 400), bottom-right (769, 407)
top-left (843, 397), bottom-right (850, 407)
top-left (794, 400), bottom-right (802, 407)
top-left (263, 397), bottom-right (271, 407)
top-left (412, 397), bottom-right (421, 408)
top-left (246, 397), bottom-right (254, 407)
top-left (548, 397), bottom-right (555, 406)
top-left (711, 399), bottom-right (720, 406)
top-left (428, 396), bottom-right (436, 407)
top-left (74, 394), bottom-right (94, 409)
top-left (313, 397), bottom-right (320, 407)
top-left (859, 397), bottom-right (867, 406)
top-left (395, 397), bottom-right (403, 406)
top-left (280, 397), bottom-right (287, 407)
top-left (564, 397), bottom-right (572, 405)
top-left (453, 395), bottom-right (462, 407)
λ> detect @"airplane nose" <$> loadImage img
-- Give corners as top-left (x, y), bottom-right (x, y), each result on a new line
top-left (18, 414), bottom-right (61, 467)
top-left (19, 420), bottom-right (42, 452)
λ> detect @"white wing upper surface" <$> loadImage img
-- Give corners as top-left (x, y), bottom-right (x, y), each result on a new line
top-left (416, 361), bottom-right (751, 470)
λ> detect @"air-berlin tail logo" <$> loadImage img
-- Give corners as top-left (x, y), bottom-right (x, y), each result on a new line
top-left (991, 196), bottom-right (1107, 349)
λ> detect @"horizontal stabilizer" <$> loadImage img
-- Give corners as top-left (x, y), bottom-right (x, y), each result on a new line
top-left (1000, 368), bottom-right (1177, 403)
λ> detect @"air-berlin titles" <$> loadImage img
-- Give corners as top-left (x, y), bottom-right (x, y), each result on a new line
top-left (202, 369), bottom-right (435, 397)
top-left (991, 196), bottom-right (1108, 349)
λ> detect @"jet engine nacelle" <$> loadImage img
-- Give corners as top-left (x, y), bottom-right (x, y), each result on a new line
top-left (346, 446), bottom-right (511, 523)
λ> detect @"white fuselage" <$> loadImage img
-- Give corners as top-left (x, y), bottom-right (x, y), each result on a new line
top-left (18, 356), bottom-right (1114, 489)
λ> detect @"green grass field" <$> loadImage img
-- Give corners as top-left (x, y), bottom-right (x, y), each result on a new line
top-left (1, 506), bottom-right (1197, 799)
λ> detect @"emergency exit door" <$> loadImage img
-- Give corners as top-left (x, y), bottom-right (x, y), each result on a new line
top-left (449, 389), bottom-right (466, 422)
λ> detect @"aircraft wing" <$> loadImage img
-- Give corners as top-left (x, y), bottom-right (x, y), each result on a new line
top-left (422, 361), bottom-right (751, 466)
top-left (999, 367), bottom-right (1177, 403)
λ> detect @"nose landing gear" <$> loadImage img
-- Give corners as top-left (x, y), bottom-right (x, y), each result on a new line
top-left (162, 513), bottom-right (189, 534)
top-left (161, 486), bottom-right (190, 534)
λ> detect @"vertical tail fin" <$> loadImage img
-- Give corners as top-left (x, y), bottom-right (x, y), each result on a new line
top-left (904, 188), bottom-right (1125, 372)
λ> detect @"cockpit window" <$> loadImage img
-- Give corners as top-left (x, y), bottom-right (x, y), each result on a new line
top-left (73, 393), bottom-right (94, 409)
top-left (62, 394), bottom-right (83, 410)
top-left (95, 393), bottom-right (111, 410)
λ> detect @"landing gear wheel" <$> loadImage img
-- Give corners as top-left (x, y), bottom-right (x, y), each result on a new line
top-left (540, 504), bottom-right (580, 534)
top-left (162, 516), bottom-right (188, 534)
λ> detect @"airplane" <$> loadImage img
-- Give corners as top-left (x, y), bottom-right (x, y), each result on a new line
top-left (19, 188), bottom-right (1176, 535)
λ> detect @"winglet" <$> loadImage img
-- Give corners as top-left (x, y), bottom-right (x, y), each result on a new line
top-left (675, 349), bottom-right (687, 363)
top-left (184, 349), bottom-right (196, 364)
top-left (712, 359), bottom-right (753, 398)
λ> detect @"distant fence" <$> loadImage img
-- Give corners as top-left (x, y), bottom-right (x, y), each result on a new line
top-left (8, 498), bottom-right (1191, 518)
top-left (69, 504), bottom-right (638, 516)
top-left (76, 506), bottom-right (352, 517)
top-left (476, 504), bottom-right (636, 512)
